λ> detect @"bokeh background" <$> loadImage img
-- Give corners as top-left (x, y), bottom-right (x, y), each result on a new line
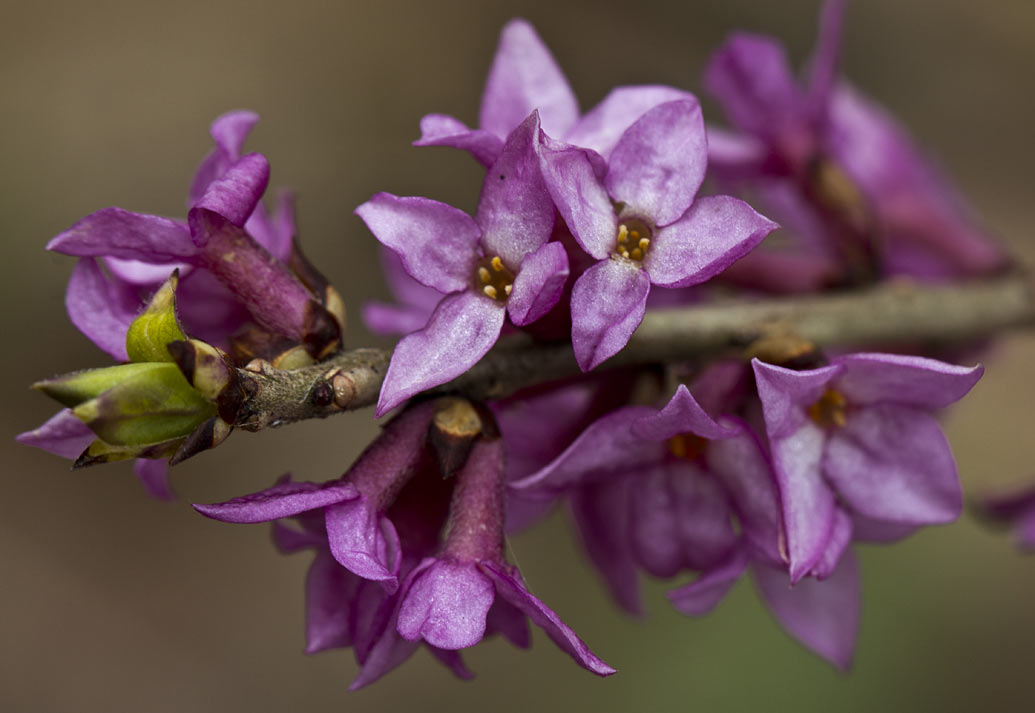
top-left (2, 0), bottom-right (1033, 711)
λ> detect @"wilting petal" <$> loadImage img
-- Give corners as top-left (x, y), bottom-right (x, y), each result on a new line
top-left (193, 479), bottom-right (358, 523)
top-left (629, 461), bottom-right (737, 576)
top-left (48, 207), bottom-right (196, 262)
top-left (832, 353), bottom-right (983, 409)
top-left (476, 112), bottom-right (555, 267)
top-left (644, 196), bottom-right (777, 288)
top-left (705, 422), bottom-right (784, 566)
top-left (704, 33), bottom-right (807, 139)
top-left (569, 480), bottom-right (643, 615)
top-left (605, 99), bottom-right (707, 226)
top-left (414, 113), bottom-right (504, 167)
top-left (133, 459), bottom-right (174, 501)
top-left (512, 406), bottom-right (657, 493)
top-left (479, 19), bottom-right (578, 140)
top-left (668, 547), bottom-right (748, 616)
top-left (355, 193), bottom-right (480, 294)
top-left (566, 85), bottom-right (695, 158)
top-left (752, 550), bottom-right (859, 671)
top-left (541, 143), bottom-right (617, 260)
top-left (824, 404), bottom-right (962, 524)
top-left (189, 153), bottom-right (270, 235)
top-left (481, 562), bottom-right (616, 676)
top-left (66, 258), bottom-right (140, 361)
top-left (304, 551), bottom-right (356, 654)
top-left (752, 359), bottom-right (843, 440)
top-left (325, 498), bottom-right (402, 592)
top-left (809, 507), bottom-right (852, 580)
top-left (397, 559), bottom-right (495, 649)
top-left (632, 384), bottom-right (736, 442)
top-left (17, 409), bottom-right (95, 459)
top-left (376, 291), bottom-right (505, 416)
top-left (508, 241), bottom-right (568, 326)
top-left (570, 259), bottom-right (650, 371)
top-left (188, 109), bottom-right (261, 204)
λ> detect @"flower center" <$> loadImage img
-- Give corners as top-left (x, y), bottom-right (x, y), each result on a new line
top-left (667, 433), bottom-right (708, 461)
top-left (474, 256), bottom-right (514, 302)
top-left (808, 388), bottom-right (848, 428)
top-left (614, 218), bottom-right (653, 262)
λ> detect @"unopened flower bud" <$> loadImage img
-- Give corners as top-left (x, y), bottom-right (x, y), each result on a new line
top-left (125, 270), bottom-right (188, 364)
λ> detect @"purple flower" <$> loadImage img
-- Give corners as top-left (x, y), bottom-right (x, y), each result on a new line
top-left (195, 402), bottom-right (442, 592)
top-left (394, 436), bottom-right (615, 676)
top-left (752, 352), bottom-right (983, 582)
top-left (705, 0), bottom-right (1007, 282)
top-left (356, 112), bottom-right (568, 416)
top-left (977, 482), bottom-right (1035, 552)
top-left (541, 98), bottom-right (778, 370)
top-left (361, 248), bottom-right (439, 336)
top-left (47, 111), bottom-right (332, 358)
top-left (514, 383), bottom-right (860, 667)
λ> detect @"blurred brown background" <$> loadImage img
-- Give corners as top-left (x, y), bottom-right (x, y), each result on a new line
top-left (2, 0), bottom-right (1034, 711)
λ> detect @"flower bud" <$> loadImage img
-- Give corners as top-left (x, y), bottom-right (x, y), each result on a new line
top-left (125, 270), bottom-right (188, 363)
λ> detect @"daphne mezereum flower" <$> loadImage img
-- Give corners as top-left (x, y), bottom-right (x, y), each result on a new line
top-left (395, 436), bottom-right (615, 677)
top-left (356, 112), bottom-right (568, 416)
top-left (704, 0), bottom-right (1007, 285)
top-left (46, 111), bottom-right (338, 359)
top-left (752, 352), bottom-right (983, 582)
top-left (977, 482), bottom-right (1035, 552)
top-left (541, 98), bottom-right (777, 370)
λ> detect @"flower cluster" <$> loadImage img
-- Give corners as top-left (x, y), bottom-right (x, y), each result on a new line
top-left (22, 0), bottom-right (1015, 690)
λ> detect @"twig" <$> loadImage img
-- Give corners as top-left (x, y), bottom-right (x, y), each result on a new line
top-left (234, 273), bottom-right (1035, 431)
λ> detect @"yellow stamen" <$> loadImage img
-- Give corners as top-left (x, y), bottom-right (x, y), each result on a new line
top-left (638, 238), bottom-right (650, 251)
top-left (617, 224), bottom-right (629, 244)
top-left (491, 256), bottom-right (504, 272)
top-left (478, 267), bottom-right (491, 283)
top-left (483, 285), bottom-right (498, 299)
top-left (619, 248), bottom-right (630, 258)
top-left (629, 230), bottom-right (640, 241)
top-left (808, 389), bottom-right (848, 428)
top-left (630, 248), bottom-right (643, 260)
top-left (504, 284), bottom-right (513, 296)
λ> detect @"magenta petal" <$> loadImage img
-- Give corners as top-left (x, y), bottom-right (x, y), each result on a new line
top-left (631, 384), bottom-right (737, 442)
top-left (17, 409), bottom-right (95, 460)
top-left (667, 547), bottom-right (748, 616)
top-left (569, 480), bottom-right (643, 615)
top-left (629, 461), bottom-right (737, 576)
top-left (376, 291), bottom-right (505, 416)
top-left (809, 507), bottom-right (852, 580)
top-left (541, 143), bottom-right (617, 260)
top-left (133, 459), bottom-right (174, 501)
top-left (397, 559), bottom-right (494, 649)
top-left (479, 19), bottom-right (578, 140)
top-left (825, 404), bottom-right (962, 525)
top-left (193, 479), bottom-right (358, 523)
top-left (476, 111), bottom-right (555, 268)
top-left (805, 0), bottom-right (847, 121)
top-left (752, 359), bottom-right (843, 439)
top-left (355, 193), bottom-right (480, 294)
top-left (349, 612), bottom-right (420, 691)
top-left (485, 597), bottom-right (531, 648)
top-left (752, 550), bottom-right (859, 671)
top-left (414, 113), bottom-right (504, 167)
top-left (428, 647), bottom-right (477, 681)
top-left (704, 33), bottom-right (807, 139)
top-left (362, 301), bottom-right (429, 337)
top-left (304, 551), bottom-right (356, 654)
top-left (511, 406), bottom-right (656, 493)
top-left (832, 353), bottom-right (983, 409)
top-left (105, 257), bottom-right (191, 286)
top-left (644, 196), bottom-right (778, 288)
top-left (508, 241), bottom-right (568, 326)
top-left (66, 258), bottom-right (139, 361)
top-left (849, 514), bottom-right (920, 544)
top-left (706, 126), bottom-right (768, 180)
top-left (189, 153), bottom-right (270, 235)
top-left (244, 189), bottom-right (295, 262)
top-left (570, 259), bottom-right (650, 371)
top-left (481, 562), bottom-right (616, 676)
top-left (706, 424), bottom-right (785, 566)
top-left (605, 99), bottom-right (708, 226)
top-left (48, 207), bottom-right (196, 262)
top-left (325, 498), bottom-right (401, 592)
top-left (270, 522), bottom-right (324, 553)
top-left (566, 85), bottom-right (696, 158)
top-left (188, 110), bottom-right (260, 204)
